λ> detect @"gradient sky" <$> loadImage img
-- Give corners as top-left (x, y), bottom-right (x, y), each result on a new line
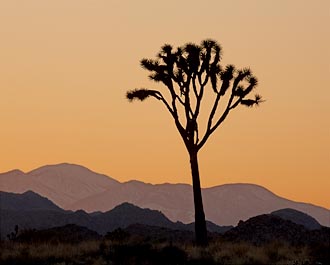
top-left (0, 1), bottom-right (329, 208)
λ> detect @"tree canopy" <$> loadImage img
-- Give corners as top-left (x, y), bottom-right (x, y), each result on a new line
top-left (127, 39), bottom-right (263, 152)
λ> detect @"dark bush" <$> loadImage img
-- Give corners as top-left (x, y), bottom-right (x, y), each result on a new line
top-left (105, 228), bottom-right (130, 242)
top-left (159, 245), bottom-right (187, 264)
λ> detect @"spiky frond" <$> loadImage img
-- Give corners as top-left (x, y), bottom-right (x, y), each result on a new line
top-left (240, 67), bottom-right (251, 76)
top-left (140, 59), bottom-right (159, 71)
top-left (234, 85), bottom-right (245, 97)
top-left (201, 39), bottom-right (221, 54)
top-left (234, 68), bottom-right (252, 84)
top-left (254, 94), bottom-right (264, 105)
top-left (212, 45), bottom-right (221, 65)
top-left (149, 72), bottom-right (170, 86)
top-left (157, 44), bottom-right (175, 68)
top-left (161, 44), bottom-right (173, 54)
top-left (238, 76), bottom-right (258, 97)
top-left (247, 76), bottom-right (258, 86)
top-left (201, 39), bottom-right (217, 49)
top-left (183, 43), bottom-right (201, 73)
top-left (219, 64), bottom-right (235, 95)
top-left (240, 99), bottom-right (256, 107)
top-left (149, 72), bottom-right (165, 82)
top-left (184, 43), bottom-right (201, 54)
top-left (240, 94), bottom-right (264, 107)
top-left (126, 88), bottom-right (160, 102)
top-left (222, 65), bottom-right (235, 78)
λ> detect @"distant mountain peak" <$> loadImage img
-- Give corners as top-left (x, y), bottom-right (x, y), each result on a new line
top-left (22, 190), bottom-right (40, 195)
top-left (123, 180), bottom-right (148, 185)
top-left (28, 162), bottom-right (102, 175)
top-left (113, 202), bottom-right (138, 209)
top-left (210, 182), bottom-right (274, 191)
top-left (26, 162), bottom-right (119, 183)
top-left (111, 202), bottom-right (162, 215)
top-left (0, 169), bottom-right (25, 176)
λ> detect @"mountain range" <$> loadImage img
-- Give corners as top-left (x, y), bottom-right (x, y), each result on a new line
top-left (1, 190), bottom-right (327, 244)
top-left (0, 190), bottom-right (231, 239)
top-left (0, 163), bottom-right (329, 227)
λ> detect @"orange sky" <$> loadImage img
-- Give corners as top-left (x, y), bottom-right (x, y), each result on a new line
top-left (0, 1), bottom-right (329, 208)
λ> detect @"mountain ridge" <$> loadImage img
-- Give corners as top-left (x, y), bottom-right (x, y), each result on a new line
top-left (0, 190), bottom-right (231, 239)
top-left (1, 163), bottom-right (329, 227)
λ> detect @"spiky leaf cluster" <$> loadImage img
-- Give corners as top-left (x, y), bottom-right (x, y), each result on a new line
top-left (126, 39), bottom-right (263, 149)
top-left (126, 89), bottom-right (160, 102)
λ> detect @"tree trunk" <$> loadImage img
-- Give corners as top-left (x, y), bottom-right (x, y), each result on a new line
top-left (189, 150), bottom-right (208, 246)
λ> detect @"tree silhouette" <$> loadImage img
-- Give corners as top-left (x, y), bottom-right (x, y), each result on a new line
top-left (126, 39), bottom-right (263, 246)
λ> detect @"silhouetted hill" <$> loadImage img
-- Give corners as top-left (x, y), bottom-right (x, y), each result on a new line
top-left (1, 163), bottom-right (329, 227)
top-left (92, 202), bottom-right (178, 235)
top-left (223, 214), bottom-right (330, 246)
top-left (0, 191), bottom-right (229, 239)
top-left (1, 209), bottom-right (94, 240)
top-left (271, 208), bottom-right (322, 230)
top-left (15, 224), bottom-right (101, 243)
top-left (0, 190), bottom-right (62, 211)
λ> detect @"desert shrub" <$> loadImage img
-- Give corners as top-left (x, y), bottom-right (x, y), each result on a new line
top-left (105, 228), bottom-right (130, 243)
top-left (159, 245), bottom-right (187, 264)
top-left (309, 243), bottom-right (330, 265)
top-left (1, 234), bottom-right (327, 265)
top-left (264, 241), bottom-right (282, 262)
top-left (182, 244), bottom-right (216, 265)
top-left (6, 225), bottom-right (19, 241)
top-left (109, 243), bottom-right (157, 264)
top-left (0, 240), bottom-right (101, 265)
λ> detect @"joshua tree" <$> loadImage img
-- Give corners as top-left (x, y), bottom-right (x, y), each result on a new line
top-left (126, 39), bottom-right (263, 246)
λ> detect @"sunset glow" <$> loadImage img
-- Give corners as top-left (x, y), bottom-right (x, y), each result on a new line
top-left (1, 1), bottom-right (329, 208)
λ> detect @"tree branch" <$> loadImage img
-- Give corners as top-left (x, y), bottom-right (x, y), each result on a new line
top-left (184, 76), bottom-right (193, 130)
top-left (153, 90), bottom-right (188, 143)
top-left (193, 75), bottom-right (207, 120)
top-left (198, 82), bottom-right (236, 150)
top-left (192, 73), bottom-right (198, 99)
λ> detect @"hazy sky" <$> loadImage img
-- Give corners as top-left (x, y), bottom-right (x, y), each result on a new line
top-left (0, 1), bottom-right (329, 208)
